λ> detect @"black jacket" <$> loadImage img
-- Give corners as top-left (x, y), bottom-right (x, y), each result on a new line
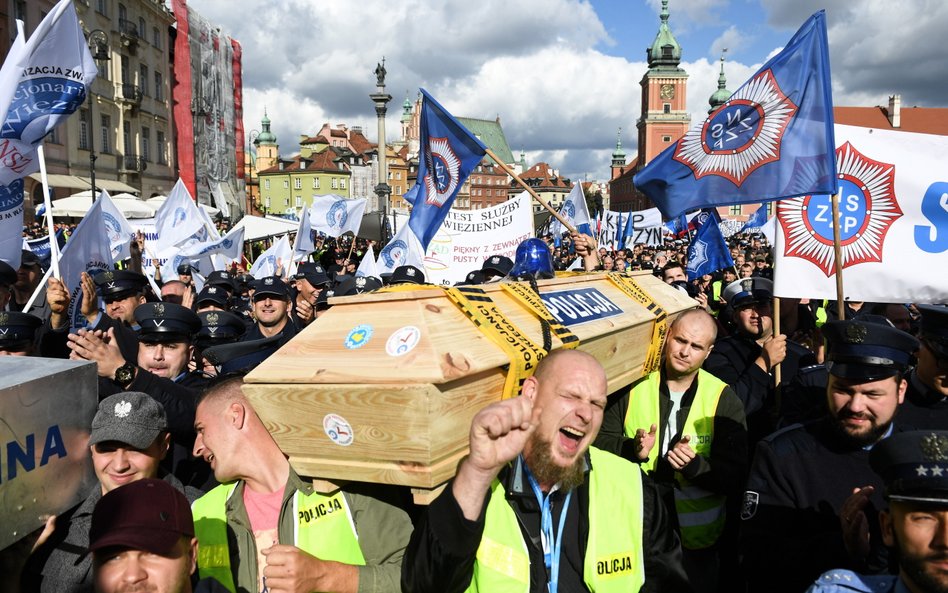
top-left (401, 451), bottom-right (692, 593)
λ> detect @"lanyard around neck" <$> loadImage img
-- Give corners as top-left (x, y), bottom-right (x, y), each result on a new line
top-left (522, 456), bottom-right (573, 593)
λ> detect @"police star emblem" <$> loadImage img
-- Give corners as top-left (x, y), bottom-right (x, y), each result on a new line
top-left (673, 70), bottom-right (797, 186)
top-left (921, 434), bottom-right (948, 462)
top-left (778, 141), bottom-right (902, 277)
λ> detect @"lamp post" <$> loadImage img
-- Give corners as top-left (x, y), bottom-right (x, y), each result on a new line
top-left (86, 30), bottom-right (109, 202)
top-left (247, 129), bottom-right (259, 215)
top-left (370, 59), bottom-right (392, 243)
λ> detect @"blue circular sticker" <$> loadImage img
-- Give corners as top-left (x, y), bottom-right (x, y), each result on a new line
top-left (344, 324), bottom-right (373, 349)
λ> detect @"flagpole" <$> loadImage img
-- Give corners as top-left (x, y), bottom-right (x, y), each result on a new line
top-left (831, 191), bottom-right (845, 320)
top-left (484, 148), bottom-right (577, 233)
top-left (38, 145), bottom-right (62, 279)
top-left (23, 265), bottom-right (54, 313)
top-left (773, 297), bottom-right (782, 386)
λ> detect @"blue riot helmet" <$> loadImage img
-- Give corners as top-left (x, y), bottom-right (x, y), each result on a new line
top-left (507, 238), bottom-right (555, 280)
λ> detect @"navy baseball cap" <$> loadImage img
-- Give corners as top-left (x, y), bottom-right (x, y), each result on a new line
top-left (481, 255), bottom-right (513, 278)
top-left (196, 285), bottom-right (229, 308)
top-left (390, 265), bottom-right (425, 285)
top-left (918, 305), bottom-right (948, 358)
top-left (251, 276), bottom-right (289, 300)
top-left (295, 262), bottom-right (331, 287)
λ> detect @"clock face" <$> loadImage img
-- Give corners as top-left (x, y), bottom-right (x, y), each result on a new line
top-left (660, 84), bottom-right (675, 100)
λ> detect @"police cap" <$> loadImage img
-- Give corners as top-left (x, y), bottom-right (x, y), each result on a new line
top-left (251, 276), bottom-right (289, 300)
top-left (93, 270), bottom-right (148, 301)
top-left (134, 302), bottom-right (201, 343)
top-left (458, 270), bottom-right (486, 286)
top-left (195, 310), bottom-right (246, 349)
top-left (0, 311), bottom-right (42, 351)
top-left (205, 270), bottom-right (236, 292)
top-left (481, 255), bottom-right (513, 278)
top-left (722, 277), bottom-right (772, 309)
top-left (918, 304), bottom-right (948, 358)
top-left (336, 275), bottom-right (382, 296)
top-left (390, 265), bottom-right (425, 285)
top-left (870, 430), bottom-right (948, 505)
top-left (295, 262), bottom-right (331, 288)
top-left (203, 335), bottom-right (283, 374)
top-left (196, 285), bottom-right (229, 309)
top-left (823, 318), bottom-right (919, 381)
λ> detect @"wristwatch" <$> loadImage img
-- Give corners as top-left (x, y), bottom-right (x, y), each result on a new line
top-left (114, 363), bottom-right (137, 389)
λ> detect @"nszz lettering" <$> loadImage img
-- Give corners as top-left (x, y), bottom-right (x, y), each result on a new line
top-left (298, 498), bottom-right (343, 523)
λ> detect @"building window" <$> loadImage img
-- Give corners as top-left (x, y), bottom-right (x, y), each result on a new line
top-left (295, 196), bottom-right (302, 208)
top-left (284, 197), bottom-right (289, 206)
top-left (729, 205), bottom-right (742, 216)
top-left (396, 172), bottom-right (401, 180)
top-left (331, 178), bottom-right (338, 189)
top-left (141, 126), bottom-right (150, 161)
top-left (96, 0), bottom-right (108, 16)
top-left (340, 179), bottom-right (346, 190)
top-left (663, 103), bottom-right (671, 114)
top-left (265, 179), bottom-right (270, 190)
top-left (100, 115), bottom-right (111, 153)
top-left (154, 72), bottom-right (163, 101)
top-left (139, 64), bottom-right (148, 96)
top-left (48, 124), bottom-right (61, 145)
top-left (283, 180), bottom-right (289, 189)
top-left (139, 17), bottom-right (145, 40)
top-left (294, 178), bottom-right (301, 190)
top-left (157, 130), bottom-right (167, 164)
top-left (312, 178), bottom-right (319, 189)
top-left (123, 120), bottom-right (131, 153)
top-left (152, 26), bottom-right (161, 48)
top-left (663, 135), bottom-right (672, 142)
top-left (265, 196), bottom-right (271, 208)
top-left (79, 109), bottom-right (90, 149)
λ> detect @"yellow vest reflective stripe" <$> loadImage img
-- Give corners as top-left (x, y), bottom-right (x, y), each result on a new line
top-left (466, 448), bottom-right (645, 593)
top-left (192, 483), bottom-right (366, 593)
top-left (624, 369), bottom-right (728, 549)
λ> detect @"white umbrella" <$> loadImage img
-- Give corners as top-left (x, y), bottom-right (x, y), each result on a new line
top-left (50, 193), bottom-right (156, 219)
top-left (145, 195), bottom-right (219, 216)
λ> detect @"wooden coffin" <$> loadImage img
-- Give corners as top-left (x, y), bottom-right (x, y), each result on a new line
top-left (244, 271), bottom-right (695, 498)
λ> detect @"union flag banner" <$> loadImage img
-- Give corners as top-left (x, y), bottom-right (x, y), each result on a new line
top-left (774, 124), bottom-right (948, 303)
top-left (635, 10), bottom-right (836, 219)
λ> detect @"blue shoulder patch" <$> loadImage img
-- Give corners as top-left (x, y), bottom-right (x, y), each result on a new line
top-left (807, 569), bottom-right (897, 593)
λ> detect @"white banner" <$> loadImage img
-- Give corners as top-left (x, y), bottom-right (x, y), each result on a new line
top-left (630, 207), bottom-right (663, 230)
top-left (627, 225), bottom-right (665, 247)
top-left (774, 124), bottom-right (948, 303)
top-left (424, 192), bottom-right (534, 285)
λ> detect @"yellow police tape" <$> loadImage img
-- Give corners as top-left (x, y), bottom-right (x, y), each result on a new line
top-left (443, 286), bottom-right (547, 400)
top-left (500, 282), bottom-right (580, 351)
top-left (606, 273), bottom-right (668, 375)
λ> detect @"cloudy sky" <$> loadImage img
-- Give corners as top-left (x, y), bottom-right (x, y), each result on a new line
top-left (185, 0), bottom-right (948, 183)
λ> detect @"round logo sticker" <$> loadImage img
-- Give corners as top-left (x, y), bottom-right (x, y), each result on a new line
top-left (344, 324), bottom-right (373, 349)
top-left (323, 414), bottom-right (354, 446)
top-left (386, 326), bottom-right (421, 357)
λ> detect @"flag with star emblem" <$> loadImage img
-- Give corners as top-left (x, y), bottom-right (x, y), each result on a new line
top-left (407, 88), bottom-right (488, 249)
top-left (686, 209), bottom-right (734, 280)
top-left (635, 10), bottom-right (836, 219)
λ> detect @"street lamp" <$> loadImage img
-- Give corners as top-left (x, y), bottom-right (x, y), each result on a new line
top-left (247, 129), bottom-right (259, 214)
top-left (86, 29), bottom-right (109, 201)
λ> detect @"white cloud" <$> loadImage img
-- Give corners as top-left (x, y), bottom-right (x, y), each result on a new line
top-left (709, 25), bottom-right (750, 58)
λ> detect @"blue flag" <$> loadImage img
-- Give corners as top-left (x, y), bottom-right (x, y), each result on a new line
top-left (686, 210), bottom-right (734, 280)
top-left (739, 203), bottom-right (769, 232)
top-left (408, 89), bottom-right (488, 249)
top-left (635, 11), bottom-right (836, 219)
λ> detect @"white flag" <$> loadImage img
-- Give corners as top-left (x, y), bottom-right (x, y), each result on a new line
top-left (250, 234), bottom-right (292, 279)
top-left (355, 244), bottom-right (380, 279)
top-left (153, 179), bottom-right (203, 252)
top-left (98, 190), bottom-right (136, 262)
top-left (774, 124), bottom-right (948, 302)
top-left (57, 198), bottom-right (113, 331)
top-left (179, 226), bottom-right (245, 271)
top-left (210, 181), bottom-right (230, 219)
top-left (309, 195), bottom-right (367, 238)
top-left (377, 225), bottom-right (427, 277)
top-left (0, 0), bottom-right (97, 267)
top-left (293, 203), bottom-right (316, 260)
top-left (552, 182), bottom-right (592, 240)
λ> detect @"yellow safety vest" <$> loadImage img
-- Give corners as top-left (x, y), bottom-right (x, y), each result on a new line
top-left (466, 447), bottom-right (645, 593)
top-left (624, 369), bottom-right (727, 550)
top-left (192, 483), bottom-right (366, 593)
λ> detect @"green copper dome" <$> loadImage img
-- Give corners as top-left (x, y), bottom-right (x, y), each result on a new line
top-left (612, 129), bottom-right (625, 160)
top-left (647, 0), bottom-right (681, 69)
top-left (709, 56), bottom-right (732, 112)
top-left (401, 93), bottom-right (413, 123)
top-left (255, 108), bottom-right (277, 145)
